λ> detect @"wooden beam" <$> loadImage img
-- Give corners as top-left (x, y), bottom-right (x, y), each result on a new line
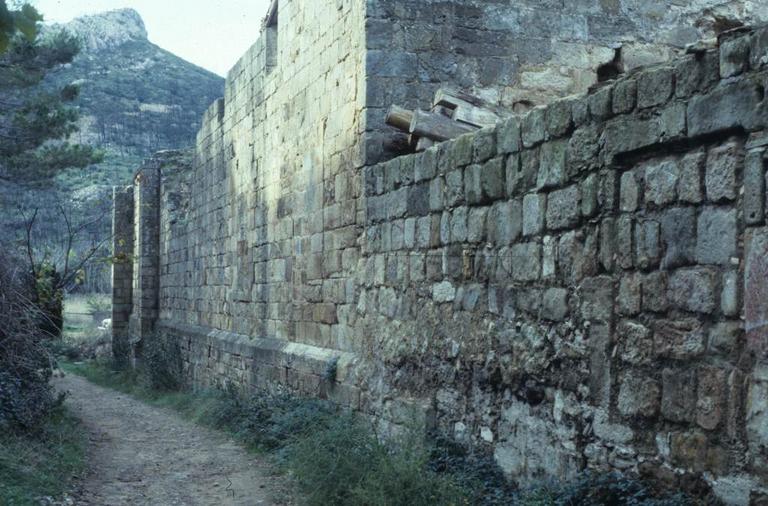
top-left (409, 110), bottom-right (478, 142)
top-left (385, 105), bottom-right (414, 132)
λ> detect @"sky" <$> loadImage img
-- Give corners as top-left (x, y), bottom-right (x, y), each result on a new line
top-left (31, 0), bottom-right (272, 76)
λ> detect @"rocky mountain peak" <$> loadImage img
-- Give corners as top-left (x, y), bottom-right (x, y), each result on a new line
top-left (53, 8), bottom-right (148, 52)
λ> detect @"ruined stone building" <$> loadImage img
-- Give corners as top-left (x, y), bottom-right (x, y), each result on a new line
top-left (111, 0), bottom-right (768, 502)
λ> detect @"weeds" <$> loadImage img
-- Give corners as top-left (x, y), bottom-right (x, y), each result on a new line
top-left (64, 360), bottom-right (696, 506)
top-left (0, 406), bottom-right (87, 505)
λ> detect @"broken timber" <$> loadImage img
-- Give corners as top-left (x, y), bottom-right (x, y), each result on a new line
top-left (385, 87), bottom-right (513, 152)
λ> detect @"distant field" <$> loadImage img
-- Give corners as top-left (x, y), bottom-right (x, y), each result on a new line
top-left (63, 294), bottom-right (111, 343)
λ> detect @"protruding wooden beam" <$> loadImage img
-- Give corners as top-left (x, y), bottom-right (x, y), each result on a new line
top-left (385, 105), bottom-right (414, 132)
top-left (409, 110), bottom-right (479, 142)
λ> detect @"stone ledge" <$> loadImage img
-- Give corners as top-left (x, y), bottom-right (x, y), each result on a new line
top-left (156, 320), bottom-right (357, 383)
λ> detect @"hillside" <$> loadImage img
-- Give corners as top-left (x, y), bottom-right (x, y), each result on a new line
top-left (0, 9), bottom-right (224, 291)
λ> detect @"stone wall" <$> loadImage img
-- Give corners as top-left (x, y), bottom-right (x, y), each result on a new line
top-left (111, 185), bottom-right (133, 366)
top-left (365, 0), bottom-right (768, 161)
top-left (352, 26), bottom-right (768, 503)
top-left (112, 3), bottom-right (768, 502)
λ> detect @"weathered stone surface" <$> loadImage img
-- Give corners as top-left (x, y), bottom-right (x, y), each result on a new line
top-left (537, 140), bottom-right (568, 190)
top-left (444, 168), bottom-right (464, 207)
top-left (654, 318), bottom-right (705, 359)
top-left (546, 185), bottom-right (580, 231)
top-left (747, 366), bottom-right (768, 474)
top-left (510, 243), bottom-right (541, 282)
top-left (465, 158), bottom-right (505, 204)
top-left (604, 103), bottom-right (686, 160)
top-left (660, 207), bottom-right (696, 269)
top-left (618, 372), bottom-right (660, 417)
top-left (697, 366), bottom-right (726, 430)
top-left (675, 51), bottom-right (719, 98)
top-left (705, 140), bottom-right (741, 202)
top-left (677, 148), bottom-right (705, 203)
top-left (746, 228), bottom-right (768, 358)
top-left (745, 149), bottom-right (766, 225)
top-left (523, 193), bottom-right (546, 236)
top-left (708, 321), bottom-right (742, 356)
top-left (720, 34), bottom-right (751, 78)
top-left (635, 220), bottom-right (660, 269)
top-left (588, 86), bottom-right (612, 120)
top-left (581, 174), bottom-right (598, 218)
top-left (618, 319), bottom-right (652, 365)
top-left (541, 287), bottom-right (569, 321)
top-left (618, 274), bottom-right (641, 316)
top-left (580, 276), bottom-right (614, 322)
top-left (687, 80), bottom-right (765, 137)
top-left (612, 79), bottom-right (637, 114)
top-left (522, 108), bottom-right (546, 148)
top-left (545, 98), bottom-right (573, 138)
top-left (432, 281), bottom-right (456, 302)
top-left (644, 159), bottom-right (678, 206)
top-left (696, 207), bottom-right (737, 265)
top-left (497, 117), bottom-right (521, 154)
top-left (473, 128), bottom-right (497, 163)
top-left (637, 67), bottom-right (674, 109)
top-left (662, 368), bottom-right (697, 422)
top-left (620, 171), bottom-right (639, 212)
top-left (668, 267), bottom-right (718, 314)
top-left (721, 270), bottom-right (740, 317)
top-left (488, 200), bottom-right (521, 245)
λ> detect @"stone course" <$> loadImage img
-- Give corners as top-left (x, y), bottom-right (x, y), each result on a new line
top-left (110, 5), bottom-right (768, 503)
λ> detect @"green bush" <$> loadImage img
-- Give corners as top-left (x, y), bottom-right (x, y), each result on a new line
top-left (0, 406), bottom-right (86, 505)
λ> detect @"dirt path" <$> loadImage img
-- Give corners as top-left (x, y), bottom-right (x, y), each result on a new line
top-left (56, 374), bottom-right (293, 506)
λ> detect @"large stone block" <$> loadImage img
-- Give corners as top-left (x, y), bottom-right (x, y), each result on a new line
top-left (580, 276), bottom-right (614, 322)
top-left (637, 67), bottom-right (674, 109)
top-left (675, 51), bottom-right (719, 98)
top-left (746, 228), bottom-right (768, 358)
top-left (654, 317), bottom-right (705, 360)
top-left (747, 366), bottom-right (768, 473)
top-left (617, 319), bottom-right (652, 365)
top-left (696, 207), bottom-right (737, 265)
top-left (497, 117), bottom-right (521, 154)
top-left (620, 171), bottom-right (639, 212)
top-left (660, 207), bottom-right (696, 269)
top-left (522, 108), bottom-right (546, 148)
top-left (662, 368), bottom-right (697, 423)
top-left (510, 242), bottom-right (541, 281)
top-left (612, 78), bottom-right (637, 114)
top-left (668, 267), bottom-right (718, 314)
top-left (697, 366), bottom-right (726, 430)
top-left (720, 33), bottom-right (751, 78)
top-left (705, 140), bottom-right (741, 203)
top-left (537, 140), bottom-right (568, 190)
top-left (677, 148), bottom-right (705, 203)
top-left (618, 372), bottom-right (660, 417)
top-left (546, 185), bottom-right (580, 231)
top-left (604, 103), bottom-right (686, 160)
top-left (488, 200), bottom-right (522, 245)
top-left (523, 193), bottom-right (547, 236)
top-left (745, 149), bottom-right (766, 225)
top-left (644, 158), bottom-right (678, 206)
top-left (687, 79), bottom-right (765, 137)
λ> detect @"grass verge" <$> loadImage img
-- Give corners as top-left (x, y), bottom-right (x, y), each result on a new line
top-left (62, 360), bottom-right (694, 506)
top-left (0, 407), bottom-right (87, 506)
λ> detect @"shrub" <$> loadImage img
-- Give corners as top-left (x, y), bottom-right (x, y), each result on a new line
top-left (285, 415), bottom-right (467, 506)
top-left (0, 247), bottom-right (61, 432)
top-left (141, 333), bottom-right (182, 391)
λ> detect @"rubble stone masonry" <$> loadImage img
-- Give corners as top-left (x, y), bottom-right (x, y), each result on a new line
top-left (112, 1), bottom-right (768, 502)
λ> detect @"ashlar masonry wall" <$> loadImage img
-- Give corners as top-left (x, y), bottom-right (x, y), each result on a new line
top-left (352, 27), bottom-right (768, 503)
top-left (111, 9), bottom-right (768, 504)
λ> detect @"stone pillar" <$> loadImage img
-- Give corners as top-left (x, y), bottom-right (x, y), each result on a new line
top-left (111, 185), bottom-right (134, 367)
top-left (128, 161), bottom-right (162, 362)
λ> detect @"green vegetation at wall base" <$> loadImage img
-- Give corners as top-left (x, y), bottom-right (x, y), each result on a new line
top-left (0, 407), bottom-right (87, 506)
